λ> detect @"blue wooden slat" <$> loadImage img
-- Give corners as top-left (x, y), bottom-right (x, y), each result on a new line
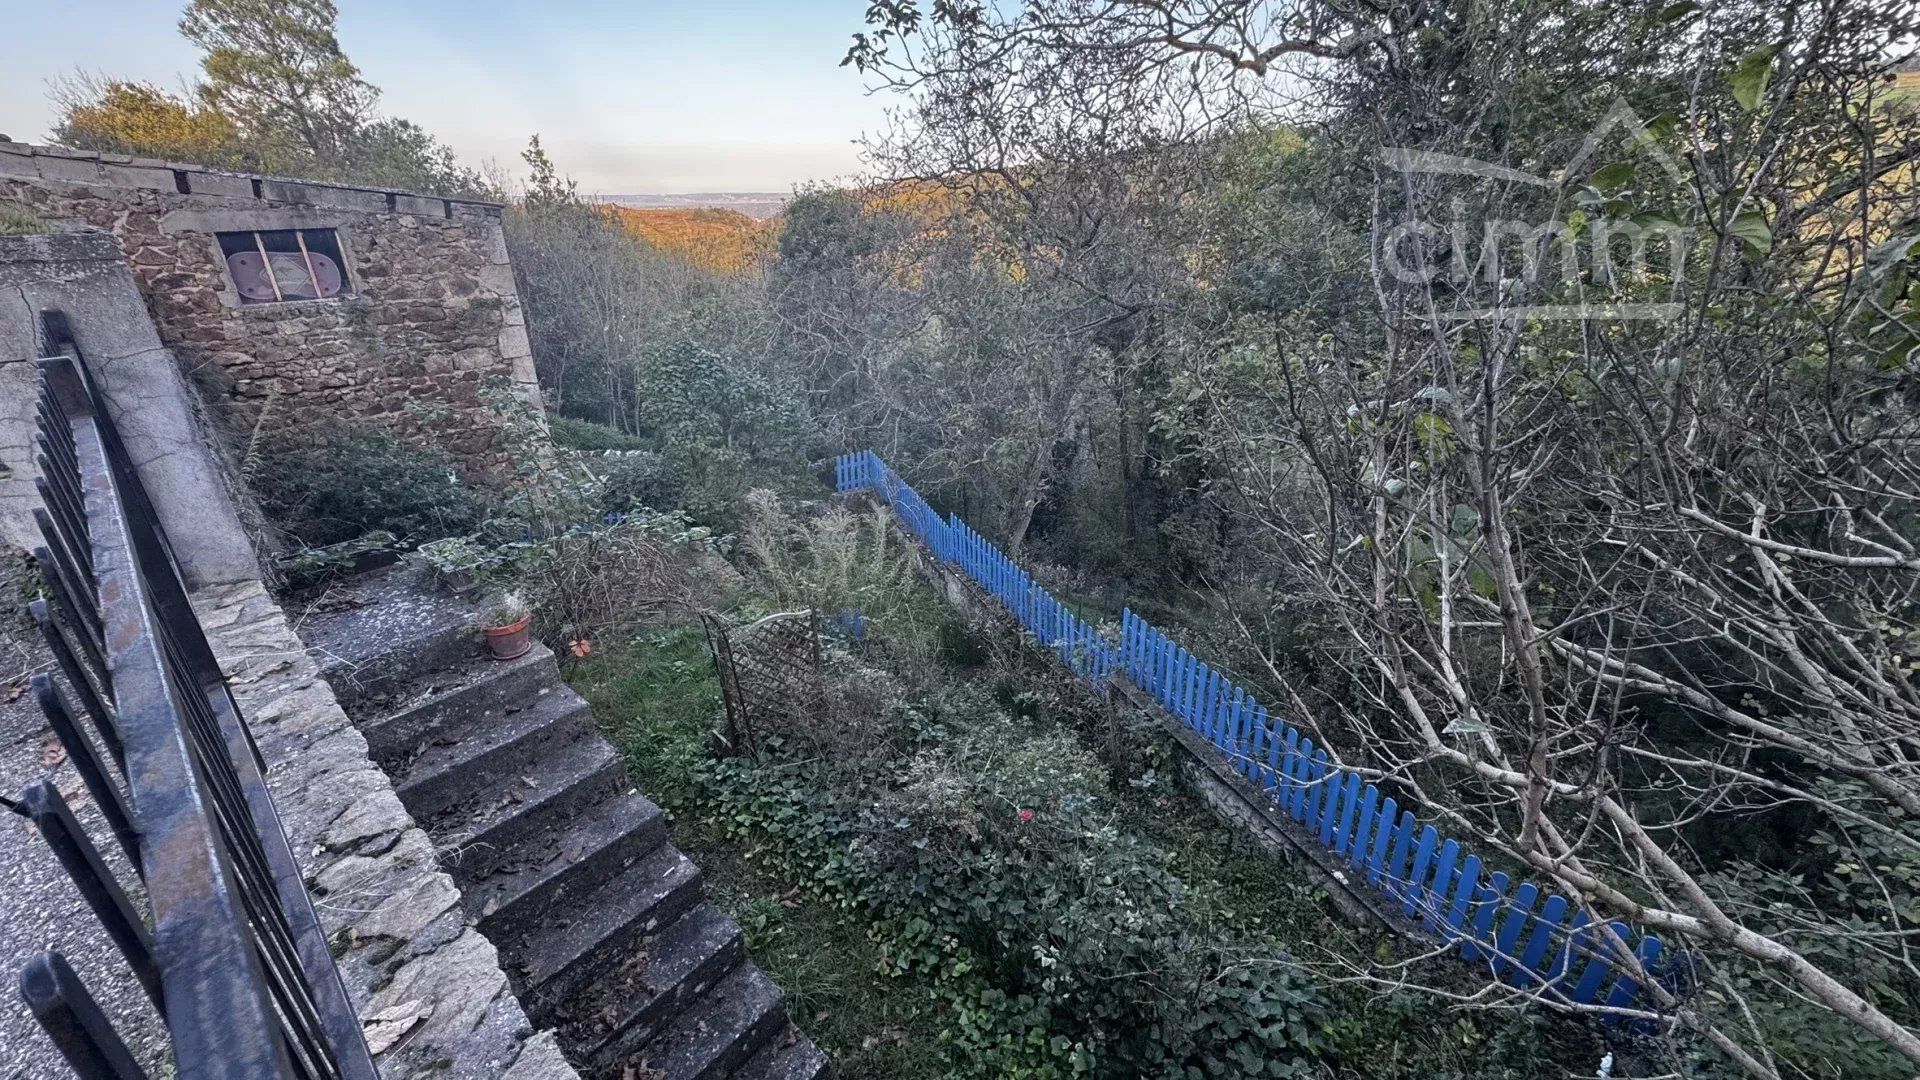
top-left (1290, 738), bottom-right (1316, 820)
top-left (1366, 796), bottom-right (1398, 887)
top-left (1569, 921), bottom-right (1631, 1004)
top-left (1316, 753), bottom-right (1339, 831)
top-left (1492, 882), bottom-right (1541, 981)
top-left (1241, 703), bottom-right (1261, 780)
top-left (1384, 809), bottom-right (1419, 902)
top-left (1518, 893), bottom-right (1570, 982)
top-left (1602, 935), bottom-right (1663, 1011)
top-left (1423, 839), bottom-right (1460, 929)
top-left (1315, 764), bottom-right (1341, 840)
top-left (1465, 871), bottom-right (1510, 962)
top-left (1402, 826), bottom-right (1439, 917)
top-left (1443, 853), bottom-right (1481, 940)
top-left (1258, 711), bottom-right (1280, 790)
top-left (1333, 770), bottom-right (1363, 856)
top-left (1552, 911), bottom-right (1591, 991)
top-left (1206, 669), bottom-right (1224, 742)
top-left (1278, 737), bottom-right (1300, 814)
top-left (1349, 784), bottom-right (1380, 870)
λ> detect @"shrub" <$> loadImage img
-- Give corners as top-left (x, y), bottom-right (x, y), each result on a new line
top-left (682, 691), bottom-right (1330, 1078)
top-left (738, 492), bottom-right (964, 679)
top-left (248, 422), bottom-right (484, 546)
top-left (547, 414), bottom-right (651, 452)
top-left (596, 451), bottom-right (686, 513)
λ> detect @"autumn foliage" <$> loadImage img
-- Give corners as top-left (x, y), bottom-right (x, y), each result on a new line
top-left (604, 206), bottom-right (776, 274)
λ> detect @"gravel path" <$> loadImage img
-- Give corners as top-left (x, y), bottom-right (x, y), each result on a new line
top-left (0, 575), bottom-right (167, 1080)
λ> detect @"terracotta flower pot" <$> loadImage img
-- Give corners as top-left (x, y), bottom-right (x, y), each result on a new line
top-left (483, 614), bottom-right (533, 660)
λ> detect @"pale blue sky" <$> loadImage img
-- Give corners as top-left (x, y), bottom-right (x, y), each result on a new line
top-left (0, 1), bottom-right (892, 193)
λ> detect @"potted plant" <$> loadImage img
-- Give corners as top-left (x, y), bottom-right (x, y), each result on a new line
top-left (481, 591), bottom-right (534, 660)
top-left (418, 534), bottom-right (493, 594)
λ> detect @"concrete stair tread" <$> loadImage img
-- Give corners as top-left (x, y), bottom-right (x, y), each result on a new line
top-left (575, 903), bottom-right (748, 1062)
top-left (431, 734), bottom-right (624, 865)
top-left (638, 963), bottom-right (789, 1080)
top-left (467, 790), bottom-right (667, 936)
top-left (735, 1026), bottom-right (830, 1080)
top-left (358, 644), bottom-right (558, 755)
top-left (395, 681), bottom-right (588, 795)
top-left (515, 843), bottom-right (703, 1002)
top-left (302, 564), bottom-right (478, 701)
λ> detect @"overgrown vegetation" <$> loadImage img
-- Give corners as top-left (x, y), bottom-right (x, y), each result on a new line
top-left (572, 501), bottom-right (1592, 1080)
top-left (0, 203), bottom-right (50, 236)
top-left (51, 0), bottom-right (1920, 1070)
top-left (246, 420), bottom-right (483, 547)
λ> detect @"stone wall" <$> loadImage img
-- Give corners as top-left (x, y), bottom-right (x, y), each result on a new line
top-left (0, 141), bottom-right (540, 478)
top-left (0, 230), bottom-right (261, 585)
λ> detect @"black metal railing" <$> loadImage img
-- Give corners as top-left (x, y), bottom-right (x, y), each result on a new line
top-left (9, 310), bottom-right (377, 1080)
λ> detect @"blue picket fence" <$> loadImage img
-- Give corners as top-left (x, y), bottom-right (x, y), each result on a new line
top-left (836, 448), bottom-right (1669, 1012)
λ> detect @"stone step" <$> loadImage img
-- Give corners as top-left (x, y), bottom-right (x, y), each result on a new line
top-left (467, 791), bottom-right (668, 939)
top-left (357, 645), bottom-right (563, 761)
top-left (432, 736), bottom-right (627, 882)
top-left (515, 844), bottom-right (704, 1020)
top-left (735, 1026), bottom-right (831, 1080)
top-left (304, 564), bottom-right (482, 706)
top-left (575, 903), bottom-right (747, 1067)
top-left (635, 963), bottom-right (790, 1080)
top-left (395, 685), bottom-right (594, 821)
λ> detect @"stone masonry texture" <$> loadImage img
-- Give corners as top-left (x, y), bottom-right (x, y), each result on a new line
top-left (192, 579), bottom-right (577, 1080)
top-left (0, 141), bottom-right (541, 480)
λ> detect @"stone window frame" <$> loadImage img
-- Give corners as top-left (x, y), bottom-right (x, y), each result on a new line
top-left (216, 226), bottom-right (353, 306)
top-left (159, 207), bottom-right (364, 312)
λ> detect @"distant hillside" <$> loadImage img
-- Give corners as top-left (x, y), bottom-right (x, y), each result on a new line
top-left (605, 192), bottom-right (789, 220)
top-left (605, 206), bottom-right (776, 274)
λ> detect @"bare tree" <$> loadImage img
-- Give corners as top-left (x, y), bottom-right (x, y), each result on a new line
top-left (857, 0), bottom-right (1920, 1075)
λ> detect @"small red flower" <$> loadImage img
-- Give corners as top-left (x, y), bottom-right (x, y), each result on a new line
top-left (1017, 809), bottom-right (1035, 822)
top-left (569, 639), bottom-right (593, 657)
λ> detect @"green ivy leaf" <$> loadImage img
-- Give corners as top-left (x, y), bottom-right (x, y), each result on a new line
top-left (1729, 211), bottom-right (1774, 255)
top-left (1590, 161), bottom-right (1635, 193)
top-left (1659, 1), bottom-right (1701, 22)
top-left (1730, 44), bottom-right (1783, 112)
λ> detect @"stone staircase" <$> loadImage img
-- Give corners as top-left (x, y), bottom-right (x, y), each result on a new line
top-left (297, 567), bottom-right (828, 1080)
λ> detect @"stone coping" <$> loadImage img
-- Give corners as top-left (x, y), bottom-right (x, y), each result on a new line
top-left (0, 139), bottom-right (502, 219)
top-left (193, 579), bottom-right (576, 1080)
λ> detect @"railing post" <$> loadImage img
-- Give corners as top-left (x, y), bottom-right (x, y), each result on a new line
top-left (11, 782), bottom-right (160, 1008)
top-left (19, 952), bottom-right (151, 1080)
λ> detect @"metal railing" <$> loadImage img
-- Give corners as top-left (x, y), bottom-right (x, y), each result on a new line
top-left (9, 310), bottom-right (377, 1079)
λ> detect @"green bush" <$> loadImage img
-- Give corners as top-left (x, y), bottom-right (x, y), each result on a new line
top-left (596, 452), bottom-right (687, 514)
top-left (249, 422), bottom-right (484, 546)
top-left (677, 693), bottom-right (1330, 1078)
top-left (547, 414), bottom-right (651, 452)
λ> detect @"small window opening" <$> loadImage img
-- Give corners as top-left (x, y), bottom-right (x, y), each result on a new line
top-left (218, 228), bottom-right (348, 305)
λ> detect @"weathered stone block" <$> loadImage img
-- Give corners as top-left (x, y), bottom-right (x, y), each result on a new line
top-left (185, 171), bottom-right (257, 199)
top-left (96, 162), bottom-right (179, 191)
top-left (32, 154), bottom-right (106, 184)
top-left (390, 193), bottom-right (444, 217)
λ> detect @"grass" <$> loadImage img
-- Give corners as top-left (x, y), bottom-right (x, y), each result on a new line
top-left (569, 626), bottom-right (949, 1079)
top-left (0, 203), bottom-right (51, 236)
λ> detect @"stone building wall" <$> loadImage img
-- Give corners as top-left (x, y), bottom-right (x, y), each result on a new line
top-left (0, 141), bottom-right (540, 477)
